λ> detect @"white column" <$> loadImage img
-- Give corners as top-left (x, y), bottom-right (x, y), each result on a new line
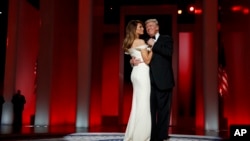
top-left (34, 0), bottom-right (54, 126)
top-left (1, 0), bottom-right (20, 125)
top-left (203, 0), bottom-right (219, 131)
top-left (76, 0), bottom-right (92, 127)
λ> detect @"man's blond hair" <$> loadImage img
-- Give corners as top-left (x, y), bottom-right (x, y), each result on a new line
top-left (145, 19), bottom-right (159, 25)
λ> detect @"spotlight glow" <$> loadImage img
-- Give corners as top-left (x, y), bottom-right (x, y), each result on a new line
top-left (243, 8), bottom-right (249, 14)
top-left (189, 6), bottom-right (195, 12)
top-left (194, 9), bottom-right (202, 15)
top-left (178, 10), bottom-right (182, 14)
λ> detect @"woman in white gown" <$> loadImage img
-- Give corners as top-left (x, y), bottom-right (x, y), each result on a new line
top-left (122, 20), bottom-right (153, 141)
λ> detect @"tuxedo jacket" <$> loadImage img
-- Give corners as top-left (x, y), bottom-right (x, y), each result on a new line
top-left (149, 35), bottom-right (175, 90)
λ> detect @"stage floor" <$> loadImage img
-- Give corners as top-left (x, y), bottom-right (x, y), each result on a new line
top-left (0, 125), bottom-right (229, 141)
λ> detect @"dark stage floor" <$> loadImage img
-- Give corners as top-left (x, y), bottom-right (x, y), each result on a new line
top-left (0, 124), bottom-right (230, 141)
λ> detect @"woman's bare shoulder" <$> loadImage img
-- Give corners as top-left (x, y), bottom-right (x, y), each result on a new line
top-left (134, 39), bottom-right (145, 43)
top-left (132, 39), bottom-right (146, 47)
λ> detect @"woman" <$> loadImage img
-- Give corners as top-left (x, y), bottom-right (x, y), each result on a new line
top-left (123, 20), bottom-right (153, 141)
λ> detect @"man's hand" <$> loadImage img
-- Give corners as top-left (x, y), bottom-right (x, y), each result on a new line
top-left (130, 57), bottom-right (142, 66)
top-left (147, 38), bottom-right (155, 47)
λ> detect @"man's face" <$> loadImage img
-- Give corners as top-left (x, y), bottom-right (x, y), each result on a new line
top-left (145, 22), bottom-right (159, 37)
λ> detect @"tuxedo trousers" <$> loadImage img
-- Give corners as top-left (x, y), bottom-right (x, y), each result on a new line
top-left (150, 81), bottom-right (173, 141)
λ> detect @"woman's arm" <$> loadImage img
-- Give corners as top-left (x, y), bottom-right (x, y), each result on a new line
top-left (141, 48), bottom-right (153, 65)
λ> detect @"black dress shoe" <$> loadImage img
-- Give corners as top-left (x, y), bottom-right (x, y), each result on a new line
top-left (161, 136), bottom-right (170, 141)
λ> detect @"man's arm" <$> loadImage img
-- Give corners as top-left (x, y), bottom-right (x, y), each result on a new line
top-left (152, 35), bottom-right (173, 58)
top-left (130, 56), bottom-right (143, 66)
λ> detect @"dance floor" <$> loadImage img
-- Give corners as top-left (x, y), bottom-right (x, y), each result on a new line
top-left (0, 125), bottom-right (229, 141)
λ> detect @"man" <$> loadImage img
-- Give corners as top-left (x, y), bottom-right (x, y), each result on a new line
top-left (11, 90), bottom-right (26, 126)
top-left (131, 19), bottom-right (175, 141)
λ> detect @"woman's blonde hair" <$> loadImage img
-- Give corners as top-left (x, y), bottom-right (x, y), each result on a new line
top-left (122, 20), bottom-right (144, 52)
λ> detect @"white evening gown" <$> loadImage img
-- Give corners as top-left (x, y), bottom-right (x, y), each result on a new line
top-left (124, 45), bottom-right (151, 141)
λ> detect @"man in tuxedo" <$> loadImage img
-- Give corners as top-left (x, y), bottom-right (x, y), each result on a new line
top-left (11, 90), bottom-right (26, 127)
top-left (132, 19), bottom-right (175, 141)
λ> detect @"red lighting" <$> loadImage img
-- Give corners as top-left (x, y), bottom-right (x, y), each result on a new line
top-left (217, 23), bottom-right (221, 31)
top-left (194, 9), bottom-right (202, 15)
top-left (231, 6), bottom-right (242, 12)
top-left (243, 8), bottom-right (249, 14)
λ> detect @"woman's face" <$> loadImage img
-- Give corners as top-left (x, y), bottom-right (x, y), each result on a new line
top-left (135, 23), bottom-right (144, 36)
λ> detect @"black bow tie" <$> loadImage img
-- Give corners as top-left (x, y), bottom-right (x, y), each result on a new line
top-left (151, 36), bottom-right (155, 39)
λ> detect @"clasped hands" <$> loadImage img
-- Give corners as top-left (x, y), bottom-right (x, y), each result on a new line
top-left (147, 38), bottom-right (155, 47)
